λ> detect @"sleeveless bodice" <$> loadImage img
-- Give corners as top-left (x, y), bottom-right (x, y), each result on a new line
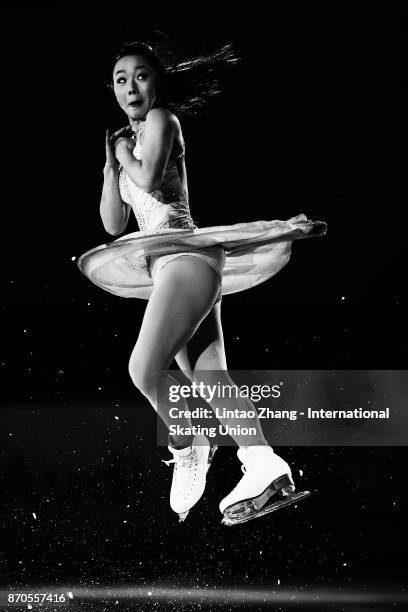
top-left (118, 128), bottom-right (197, 232)
top-left (78, 127), bottom-right (327, 298)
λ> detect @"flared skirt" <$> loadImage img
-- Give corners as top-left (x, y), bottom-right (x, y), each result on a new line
top-left (77, 214), bottom-right (327, 299)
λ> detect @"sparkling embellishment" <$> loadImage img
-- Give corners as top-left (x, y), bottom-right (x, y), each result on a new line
top-left (123, 256), bottom-right (149, 270)
top-left (118, 126), bottom-right (197, 233)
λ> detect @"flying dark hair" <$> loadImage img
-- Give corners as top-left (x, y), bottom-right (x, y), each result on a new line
top-left (109, 36), bottom-right (240, 116)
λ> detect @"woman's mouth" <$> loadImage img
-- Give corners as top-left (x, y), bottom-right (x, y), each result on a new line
top-left (128, 100), bottom-right (143, 107)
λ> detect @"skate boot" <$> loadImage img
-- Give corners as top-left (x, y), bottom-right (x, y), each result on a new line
top-left (219, 445), bottom-right (310, 526)
top-left (162, 434), bottom-right (217, 522)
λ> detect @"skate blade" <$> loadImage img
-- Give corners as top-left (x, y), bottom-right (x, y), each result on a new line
top-left (207, 444), bottom-right (218, 471)
top-left (221, 473), bottom-right (296, 517)
top-left (221, 491), bottom-right (310, 526)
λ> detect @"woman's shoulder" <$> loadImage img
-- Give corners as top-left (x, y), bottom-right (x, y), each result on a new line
top-left (146, 107), bottom-right (180, 130)
top-left (145, 108), bottom-right (184, 156)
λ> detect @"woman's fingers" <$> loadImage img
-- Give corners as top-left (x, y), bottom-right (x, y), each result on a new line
top-left (105, 129), bottom-right (113, 152)
top-left (110, 125), bottom-right (132, 143)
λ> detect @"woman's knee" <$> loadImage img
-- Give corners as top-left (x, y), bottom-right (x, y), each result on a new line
top-left (128, 353), bottom-right (158, 398)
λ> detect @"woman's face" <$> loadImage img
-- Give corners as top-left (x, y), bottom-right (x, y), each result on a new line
top-left (113, 54), bottom-right (160, 121)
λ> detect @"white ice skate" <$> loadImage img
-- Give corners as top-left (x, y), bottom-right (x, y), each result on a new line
top-left (219, 445), bottom-right (310, 526)
top-left (162, 435), bottom-right (217, 522)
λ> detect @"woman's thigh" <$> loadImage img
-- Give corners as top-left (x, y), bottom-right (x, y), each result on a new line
top-left (130, 256), bottom-right (222, 377)
top-left (174, 300), bottom-right (228, 377)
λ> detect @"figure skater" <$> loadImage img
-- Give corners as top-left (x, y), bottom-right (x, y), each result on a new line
top-left (78, 38), bottom-right (326, 525)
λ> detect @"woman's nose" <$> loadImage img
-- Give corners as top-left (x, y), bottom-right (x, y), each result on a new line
top-left (128, 79), bottom-right (140, 94)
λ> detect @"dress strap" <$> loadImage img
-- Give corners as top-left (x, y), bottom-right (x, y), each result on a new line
top-left (130, 125), bottom-right (144, 145)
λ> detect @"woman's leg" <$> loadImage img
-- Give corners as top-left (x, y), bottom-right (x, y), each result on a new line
top-left (128, 255), bottom-right (221, 446)
top-left (175, 299), bottom-right (299, 523)
top-left (174, 300), bottom-right (268, 447)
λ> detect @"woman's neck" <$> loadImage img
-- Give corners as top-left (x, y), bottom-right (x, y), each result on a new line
top-left (129, 118), bottom-right (145, 132)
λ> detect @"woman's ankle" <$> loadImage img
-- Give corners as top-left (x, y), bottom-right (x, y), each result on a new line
top-left (168, 433), bottom-right (195, 450)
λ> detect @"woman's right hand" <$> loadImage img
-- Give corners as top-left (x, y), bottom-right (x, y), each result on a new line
top-left (104, 126), bottom-right (132, 171)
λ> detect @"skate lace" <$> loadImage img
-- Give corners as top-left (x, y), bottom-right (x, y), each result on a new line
top-left (162, 449), bottom-right (199, 494)
top-left (240, 453), bottom-right (261, 474)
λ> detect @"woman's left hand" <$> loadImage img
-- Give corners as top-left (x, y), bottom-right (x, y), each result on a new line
top-left (114, 136), bottom-right (134, 160)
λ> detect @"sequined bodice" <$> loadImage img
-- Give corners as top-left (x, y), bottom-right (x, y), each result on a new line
top-left (118, 128), bottom-right (197, 232)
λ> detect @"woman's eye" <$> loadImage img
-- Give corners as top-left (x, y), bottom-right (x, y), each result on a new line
top-left (115, 73), bottom-right (147, 84)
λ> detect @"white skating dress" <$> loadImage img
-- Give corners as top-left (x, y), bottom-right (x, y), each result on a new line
top-left (77, 129), bottom-right (327, 299)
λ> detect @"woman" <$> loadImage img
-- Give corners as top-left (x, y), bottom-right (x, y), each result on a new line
top-left (78, 40), bottom-right (326, 525)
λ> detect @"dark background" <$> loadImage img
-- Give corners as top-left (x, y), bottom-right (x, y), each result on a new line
top-left (1, 2), bottom-right (407, 610)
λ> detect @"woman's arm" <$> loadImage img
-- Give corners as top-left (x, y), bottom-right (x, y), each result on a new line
top-left (100, 167), bottom-right (131, 236)
top-left (114, 108), bottom-right (176, 193)
top-left (100, 128), bottom-right (131, 236)
top-left (176, 156), bottom-right (189, 203)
